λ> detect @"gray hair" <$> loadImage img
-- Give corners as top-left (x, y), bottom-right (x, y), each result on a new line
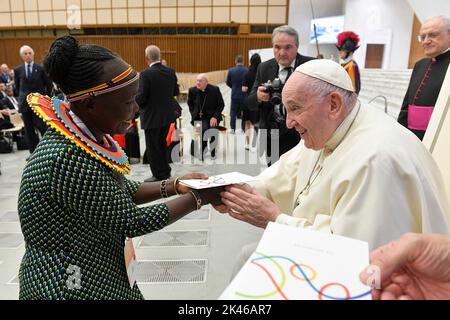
top-left (302, 75), bottom-right (357, 111)
top-left (197, 73), bottom-right (208, 82)
top-left (423, 16), bottom-right (450, 31)
top-left (272, 25), bottom-right (299, 48)
top-left (19, 45), bottom-right (34, 56)
top-left (145, 45), bottom-right (160, 62)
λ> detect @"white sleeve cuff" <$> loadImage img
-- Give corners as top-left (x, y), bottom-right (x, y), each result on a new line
top-left (275, 213), bottom-right (305, 228)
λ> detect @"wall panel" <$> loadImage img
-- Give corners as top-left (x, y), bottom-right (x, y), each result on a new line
top-left (0, 35), bottom-right (272, 73)
top-left (0, 0), bottom-right (286, 27)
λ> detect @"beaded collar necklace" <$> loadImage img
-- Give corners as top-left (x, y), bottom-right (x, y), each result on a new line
top-left (27, 93), bottom-right (130, 174)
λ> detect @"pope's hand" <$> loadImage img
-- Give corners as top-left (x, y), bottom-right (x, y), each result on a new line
top-left (359, 233), bottom-right (450, 300)
top-left (219, 183), bottom-right (281, 228)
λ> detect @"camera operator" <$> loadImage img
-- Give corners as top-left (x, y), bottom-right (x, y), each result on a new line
top-left (247, 25), bottom-right (314, 166)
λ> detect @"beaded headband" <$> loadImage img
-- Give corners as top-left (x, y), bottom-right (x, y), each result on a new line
top-left (67, 66), bottom-right (139, 102)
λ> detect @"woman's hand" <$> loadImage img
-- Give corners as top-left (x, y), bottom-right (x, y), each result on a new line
top-left (174, 173), bottom-right (208, 194)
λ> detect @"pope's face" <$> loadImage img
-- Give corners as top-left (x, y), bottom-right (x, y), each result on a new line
top-left (282, 73), bottom-right (337, 151)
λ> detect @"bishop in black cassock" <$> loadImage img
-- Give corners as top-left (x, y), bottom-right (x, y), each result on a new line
top-left (398, 49), bottom-right (450, 140)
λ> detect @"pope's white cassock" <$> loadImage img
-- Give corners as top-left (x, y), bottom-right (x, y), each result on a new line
top-left (252, 102), bottom-right (450, 250)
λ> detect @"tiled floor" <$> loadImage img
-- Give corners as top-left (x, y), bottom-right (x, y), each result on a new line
top-left (0, 84), bottom-right (266, 299)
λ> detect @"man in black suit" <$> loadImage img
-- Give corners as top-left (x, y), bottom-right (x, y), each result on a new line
top-left (188, 73), bottom-right (225, 161)
top-left (136, 45), bottom-right (180, 182)
top-left (247, 25), bottom-right (314, 166)
top-left (0, 83), bottom-right (6, 99)
top-left (0, 64), bottom-right (12, 84)
top-left (14, 45), bottom-right (53, 153)
top-left (2, 85), bottom-right (19, 112)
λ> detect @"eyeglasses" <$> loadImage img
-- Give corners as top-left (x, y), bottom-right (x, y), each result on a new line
top-left (417, 32), bottom-right (440, 43)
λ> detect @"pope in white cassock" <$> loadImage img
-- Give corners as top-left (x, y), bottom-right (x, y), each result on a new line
top-left (217, 59), bottom-right (450, 251)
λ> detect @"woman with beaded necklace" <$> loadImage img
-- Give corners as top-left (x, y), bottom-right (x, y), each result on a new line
top-left (18, 36), bottom-right (221, 299)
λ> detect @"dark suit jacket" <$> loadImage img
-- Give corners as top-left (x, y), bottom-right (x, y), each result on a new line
top-left (246, 53), bottom-right (314, 157)
top-left (0, 73), bottom-right (10, 84)
top-left (247, 54), bottom-right (315, 130)
top-left (14, 63), bottom-right (53, 113)
top-left (2, 96), bottom-right (19, 111)
top-left (187, 84), bottom-right (224, 125)
top-left (226, 65), bottom-right (248, 100)
top-left (136, 62), bottom-right (180, 129)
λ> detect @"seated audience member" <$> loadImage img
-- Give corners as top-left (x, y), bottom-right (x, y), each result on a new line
top-left (8, 69), bottom-right (16, 93)
top-left (0, 105), bottom-right (14, 130)
top-left (0, 64), bottom-right (12, 84)
top-left (216, 59), bottom-right (449, 254)
top-left (188, 73), bottom-right (224, 160)
top-left (360, 233), bottom-right (450, 300)
top-left (0, 82), bottom-right (6, 99)
top-left (2, 85), bottom-right (19, 111)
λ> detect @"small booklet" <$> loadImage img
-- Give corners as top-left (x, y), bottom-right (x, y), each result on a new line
top-left (124, 238), bottom-right (137, 288)
top-left (220, 223), bottom-right (372, 300)
top-left (179, 172), bottom-right (256, 189)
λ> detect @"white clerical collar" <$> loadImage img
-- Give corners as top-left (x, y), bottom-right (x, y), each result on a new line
top-left (440, 47), bottom-right (450, 55)
top-left (324, 100), bottom-right (361, 152)
top-left (150, 61), bottom-right (161, 67)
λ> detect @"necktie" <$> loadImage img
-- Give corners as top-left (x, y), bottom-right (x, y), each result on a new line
top-left (27, 64), bottom-right (32, 80)
top-left (11, 97), bottom-right (18, 110)
top-left (279, 67), bottom-right (293, 116)
top-left (285, 66), bottom-right (293, 82)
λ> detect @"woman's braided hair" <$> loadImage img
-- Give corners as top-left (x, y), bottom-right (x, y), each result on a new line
top-left (44, 35), bottom-right (118, 95)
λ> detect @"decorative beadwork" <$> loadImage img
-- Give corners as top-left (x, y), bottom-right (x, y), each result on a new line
top-left (18, 99), bottom-right (170, 300)
top-left (27, 93), bottom-right (130, 174)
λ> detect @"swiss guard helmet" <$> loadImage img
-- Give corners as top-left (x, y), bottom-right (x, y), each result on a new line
top-left (336, 31), bottom-right (360, 53)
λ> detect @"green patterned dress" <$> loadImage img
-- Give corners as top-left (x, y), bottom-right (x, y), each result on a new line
top-left (18, 128), bottom-right (169, 299)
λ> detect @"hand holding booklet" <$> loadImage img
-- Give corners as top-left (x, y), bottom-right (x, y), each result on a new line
top-left (179, 172), bottom-right (256, 189)
top-left (220, 223), bottom-right (372, 300)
